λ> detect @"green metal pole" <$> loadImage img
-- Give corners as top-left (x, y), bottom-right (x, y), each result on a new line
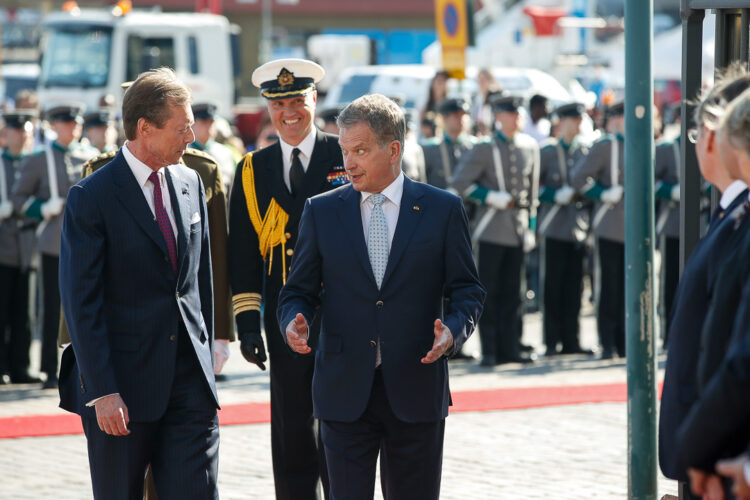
top-left (624, 0), bottom-right (657, 499)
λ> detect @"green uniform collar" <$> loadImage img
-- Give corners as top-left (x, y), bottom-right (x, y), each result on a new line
top-left (2, 150), bottom-right (24, 162)
top-left (190, 140), bottom-right (207, 151)
top-left (615, 132), bottom-right (624, 142)
top-left (51, 140), bottom-right (72, 153)
top-left (495, 130), bottom-right (512, 143)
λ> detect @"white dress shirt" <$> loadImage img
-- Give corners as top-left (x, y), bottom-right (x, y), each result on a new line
top-left (122, 142), bottom-right (178, 239)
top-left (279, 127), bottom-right (317, 192)
top-left (720, 179), bottom-right (748, 209)
top-left (360, 172), bottom-right (404, 251)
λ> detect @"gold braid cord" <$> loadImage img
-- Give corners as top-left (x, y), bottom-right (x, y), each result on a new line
top-left (241, 153), bottom-right (290, 283)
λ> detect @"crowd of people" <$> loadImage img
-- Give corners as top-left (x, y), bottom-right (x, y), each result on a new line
top-left (2, 56), bottom-right (749, 498)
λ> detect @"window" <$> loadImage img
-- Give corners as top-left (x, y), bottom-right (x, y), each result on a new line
top-left (126, 36), bottom-right (175, 82)
top-left (39, 25), bottom-right (112, 88)
top-left (188, 36), bottom-right (199, 74)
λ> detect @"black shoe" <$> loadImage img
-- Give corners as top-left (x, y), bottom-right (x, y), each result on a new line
top-left (519, 344), bottom-right (534, 353)
top-left (10, 373), bottom-right (43, 384)
top-left (42, 375), bottom-right (58, 390)
top-left (479, 355), bottom-right (497, 367)
top-left (214, 373), bottom-right (227, 382)
top-left (599, 349), bottom-right (614, 360)
top-left (496, 355), bottom-right (535, 365)
top-left (560, 347), bottom-right (595, 356)
top-left (545, 347), bottom-right (560, 357)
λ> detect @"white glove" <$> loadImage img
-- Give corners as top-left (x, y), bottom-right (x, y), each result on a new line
top-left (671, 184), bottom-right (680, 202)
top-left (600, 185), bottom-right (624, 205)
top-left (486, 190), bottom-right (513, 210)
top-left (40, 197), bottom-right (65, 221)
top-left (523, 230), bottom-right (536, 252)
top-left (213, 339), bottom-right (230, 374)
top-left (0, 200), bottom-right (12, 220)
top-left (554, 185), bottom-right (575, 205)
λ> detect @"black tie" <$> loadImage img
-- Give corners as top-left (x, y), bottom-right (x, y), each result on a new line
top-left (290, 148), bottom-right (304, 197)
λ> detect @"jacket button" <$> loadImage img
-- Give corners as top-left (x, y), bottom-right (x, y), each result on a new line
top-left (285, 232), bottom-right (292, 239)
top-left (376, 300), bottom-right (383, 308)
top-left (370, 340), bottom-right (377, 347)
top-left (286, 249), bottom-right (294, 256)
top-left (170, 334), bottom-right (176, 341)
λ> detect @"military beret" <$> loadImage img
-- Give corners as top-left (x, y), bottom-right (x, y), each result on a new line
top-left (3, 109), bottom-right (37, 129)
top-left (490, 94), bottom-right (524, 113)
top-left (251, 58), bottom-right (325, 101)
top-left (83, 109), bottom-right (114, 128)
top-left (437, 97), bottom-right (469, 115)
top-left (553, 102), bottom-right (586, 119)
top-left (45, 104), bottom-right (84, 123)
top-left (193, 102), bottom-right (218, 120)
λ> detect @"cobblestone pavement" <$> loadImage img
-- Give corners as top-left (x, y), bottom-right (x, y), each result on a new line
top-left (0, 310), bottom-right (679, 499)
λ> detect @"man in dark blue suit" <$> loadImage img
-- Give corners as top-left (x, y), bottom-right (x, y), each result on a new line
top-left (277, 94), bottom-right (485, 499)
top-left (59, 68), bottom-right (220, 500)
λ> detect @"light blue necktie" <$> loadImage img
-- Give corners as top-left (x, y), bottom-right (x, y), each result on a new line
top-left (367, 193), bottom-right (389, 289)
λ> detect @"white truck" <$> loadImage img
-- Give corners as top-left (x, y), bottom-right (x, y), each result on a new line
top-left (37, 8), bottom-right (240, 117)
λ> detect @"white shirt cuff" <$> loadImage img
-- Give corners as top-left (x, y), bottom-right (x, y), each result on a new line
top-left (744, 460), bottom-right (750, 484)
top-left (86, 393), bottom-right (118, 407)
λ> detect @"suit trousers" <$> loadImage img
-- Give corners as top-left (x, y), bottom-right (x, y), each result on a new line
top-left (81, 322), bottom-right (219, 500)
top-left (321, 370), bottom-right (445, 500)
top-left (478, 242), bottom-right (524, 361)
top-left (40, 253), bottom-right (60, 376)
top-left (543, 238), bottom-right (585, 353)
top-left (0, 264), bottom-right (31, 379)
top-left (597, 238), bottom-right (625, 356)
top-left (265, 296), bottom-right (327, 500)
top-left (661, 235), bottom-right (679, 345)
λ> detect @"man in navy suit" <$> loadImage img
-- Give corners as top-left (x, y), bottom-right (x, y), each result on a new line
top-left (59, 68), bottom-right (219, 500)
top-left (277, 94), bottom-right (485, 499)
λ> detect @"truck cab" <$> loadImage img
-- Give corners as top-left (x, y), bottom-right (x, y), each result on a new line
top-left (37, 9), bottom-right (240, 117)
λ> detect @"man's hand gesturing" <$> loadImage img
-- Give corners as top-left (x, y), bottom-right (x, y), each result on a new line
top-left (421, 319), bottom-right (454, 364)
top-left (286, 313), bottom-right (311, 354)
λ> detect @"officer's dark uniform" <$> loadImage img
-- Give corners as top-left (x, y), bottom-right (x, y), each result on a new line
top-left (0, 111), bottom-right (38, 383)
top-left (450, 95), bottom-right (540, 365)
top-left (537, 103), bottom-right (590, 355)
top-left (228, 60), bottom-right (346, 500)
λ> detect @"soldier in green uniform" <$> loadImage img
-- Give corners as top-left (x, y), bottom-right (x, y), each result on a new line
top-left (191, 102), bottom-right (237, 194)
top-left (0, 110), bottom-right (41, 384)
top-left (570, 102), bottom-right (626, 359)
top-left (82, 109), bottom-right (118, 153)
top-left (654, 135), bottom-right (681, 344)
top-left (228, 58), bottom-right (346, 499)
top-left (422, 97), bottom-right (477, 189)
top-left (11, 104), bottom-right (94, 388)
top-left (450, 94), bottom-right (540, 366)
top-left (537, 103), bottom-right (592, 356)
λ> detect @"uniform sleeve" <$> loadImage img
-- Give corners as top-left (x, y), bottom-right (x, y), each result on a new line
top-left (570, 141), bottom-right (606, 200)
top-left (450, 143), bottom-right (492, 205)
top-left (654, 145), bottom-right (676, 200)
top-left (11, 155), bottom-right (44, 220)
top-left (538, 146), bottom-right (558, 203)
top-left (227, 156), bottom-right (264, 334)
top-left (206, 165), bottom-right (235, 341)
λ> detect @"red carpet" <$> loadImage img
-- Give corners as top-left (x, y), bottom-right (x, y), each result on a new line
top-left (0, 382), bottom-right (663, 439)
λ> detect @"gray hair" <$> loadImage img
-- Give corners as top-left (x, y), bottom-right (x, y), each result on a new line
top-left (719, 87), bottom-right (750, 156)
top-left (693, 63), bottom-right (750, 130)
top-left (337, 94), bottom-right (405, 160)
top-left (122, 67), bottom-right (192, 140)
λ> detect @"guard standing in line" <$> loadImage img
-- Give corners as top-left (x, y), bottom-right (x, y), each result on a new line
top-left (538, 103), bottom-right (592, 356)
top-left (422, 97), bottom-right (477, 189)
top-left (11, 104), bottom-right (93, 389)
top-left (191, 102), bottom-right (237, 194)
top-left (654, 135), bottom-right (681, 344)
top-left (82, 109), bottom-right (118, 153)
top-left (0, 110), bottom-right (40, 384)
top-left (570, 102), bottom-right (626, 359)
top-left (228, 58), bottom-right (347, 500)
top-left (451, 94), bottom-right (539, 366)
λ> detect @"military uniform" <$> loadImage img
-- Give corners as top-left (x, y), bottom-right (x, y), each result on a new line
top-left (654, 138), bottom-right (681, 342)
top-left (11, 121), bottom-right (93, 383)
top-left (191, 102), bottom-right (238, 194)
top-left (59, 147), bottom-right (234, 346)
top-left (451, 116), bottom-right (540, 364)
top-left (228, 59), bottom-right (342, 500)
top-left (422, 132), bottom-right (477, 189)
top-left (538, 134), bottom-right (590, 354)
top-left (0, 137), bottom-right (36, 382)
top-left (570, 132), bottom-right (626, 357)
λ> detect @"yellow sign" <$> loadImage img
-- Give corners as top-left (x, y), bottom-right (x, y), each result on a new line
top-left (435, 0), bottom-right (468, 79)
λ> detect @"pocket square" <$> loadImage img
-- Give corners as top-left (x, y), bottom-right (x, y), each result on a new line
top-left (191, 212), bottom-right (201, 224)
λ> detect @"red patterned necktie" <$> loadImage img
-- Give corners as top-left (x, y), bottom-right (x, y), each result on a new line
top-left (149, 171), bottom-right (177, 274)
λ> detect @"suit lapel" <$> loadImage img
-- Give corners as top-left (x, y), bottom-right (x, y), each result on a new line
top-left (165, 166), bottom-right (191, 279)
top-left (339, 186), bottom-right (377, 286)
top-left (112, 152), bottom-right (169, 257)
top-left (381, 177), bottom-right (424, 288)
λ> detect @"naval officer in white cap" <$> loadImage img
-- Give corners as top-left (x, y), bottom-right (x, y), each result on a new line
top-left (228, 58), bottom-right (347, 499)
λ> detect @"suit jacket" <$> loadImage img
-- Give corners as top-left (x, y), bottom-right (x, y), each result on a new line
top-left (658, 189), bottom-right (748, 480)
top-left (277, 177), bottom-right (485, 423)
top-left (228, 128), bottom-right (345, 335)
top-left (58, 151), bottom-right (218, 421)
top-left (450, 132), bottom-right (540, 246)
top-left (570, 135), bottom-right (625, 243)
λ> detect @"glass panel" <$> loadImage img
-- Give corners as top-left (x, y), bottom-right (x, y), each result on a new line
top-left (188, 36), bottom-right (199, 75)
top-left (39, 25), bottom-right (112, 88)
top-left (126, 36), bottom-right (175, 82)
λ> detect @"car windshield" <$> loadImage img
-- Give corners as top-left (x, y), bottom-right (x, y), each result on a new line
top-left (39, 25), bottom-right (112, 88)
top-left (337, 74), bottom-right (377, 104)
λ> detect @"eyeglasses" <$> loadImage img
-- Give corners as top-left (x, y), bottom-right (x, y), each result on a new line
top-left (687, 128), bottom-right (699, 143)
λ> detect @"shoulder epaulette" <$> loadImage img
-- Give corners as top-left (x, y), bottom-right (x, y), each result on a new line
top-left (82, 150), bottom-right (118, 177)
top-left (184, 147), bottom-right (217, 162)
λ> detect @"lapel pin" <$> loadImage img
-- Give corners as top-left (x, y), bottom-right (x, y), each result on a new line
top-left (413, 206), bottom-right (420, 211)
